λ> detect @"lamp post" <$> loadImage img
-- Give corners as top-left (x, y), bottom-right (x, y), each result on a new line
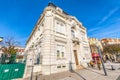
top-left (97, 46), bottom-right (107, 76)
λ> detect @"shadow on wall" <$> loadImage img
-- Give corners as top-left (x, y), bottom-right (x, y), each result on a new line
top-left (69, 61), bottom-right (73, 71)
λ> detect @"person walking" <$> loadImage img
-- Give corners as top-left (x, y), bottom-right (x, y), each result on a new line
top-left (97, 58), bottom-right (101, 70)
top-left (90, 60), bottom-right (94, 68)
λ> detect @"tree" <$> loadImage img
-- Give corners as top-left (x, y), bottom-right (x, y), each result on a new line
top-left (0, 37), bottom-right (19, 64)
top-left (103, 44), bottom-right (120, 55)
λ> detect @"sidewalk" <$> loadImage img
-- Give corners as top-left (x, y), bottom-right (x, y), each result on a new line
top-left (23, 67), bottom-right (120, 80)
top-left (22, 62), bottom-right (120, 80)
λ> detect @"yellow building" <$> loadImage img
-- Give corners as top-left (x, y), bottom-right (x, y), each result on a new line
top-left (89, 38), bottom-right (103, 53)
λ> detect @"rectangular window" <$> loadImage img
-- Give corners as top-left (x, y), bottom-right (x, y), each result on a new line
top-left (61, 52), bottom-right (64, 57)
top-left (55, 20), bottom-right (65, 34)
top-left (84, 47), bottom-right (90, 59)
top-left (62, 65), bottom-right (66, 68)
top-left (57, 65), bottom-right (66, 69)
top-left (56, 45), bottom-right (65, 58)
top-left (81, 31), bottom-right (85, 41)
top-left (57, 65), bottom-right (61, 68)
top-left (57, 50), bottom-right (60, 58)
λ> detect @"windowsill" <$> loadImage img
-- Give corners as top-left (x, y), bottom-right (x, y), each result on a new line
top-left (56, 32), bottom-right (66, 36)
top-left (82, 40), bottom-right (87, 42)
top-left (57, 58), bottom-right (66, 60)
top-left (34, 63), bottom-right (42, 65)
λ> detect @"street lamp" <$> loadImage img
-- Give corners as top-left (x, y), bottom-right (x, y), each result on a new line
top-left (97, 46), bottom-right (107, 76)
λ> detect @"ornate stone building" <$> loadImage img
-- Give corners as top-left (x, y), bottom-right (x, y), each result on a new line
top-left (25, 3), bottom-right (92, 75)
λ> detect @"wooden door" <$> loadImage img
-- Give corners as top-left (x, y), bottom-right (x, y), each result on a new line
top-left (74, 50), bottom-right (79, 65)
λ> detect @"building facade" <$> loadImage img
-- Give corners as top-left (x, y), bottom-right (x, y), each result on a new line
top-left (101, 38), bottom-right (120, 62)
top-left (88, 38), bottom-right (103, 63)
top-left (0, 45), bottom-right (25, 59)
top-left (0, 45), bottom-right (3, 58)
top-left (101, 38), bottom-right (120, 45)
top-left (89, 38), bottom-right (103, 53)
top-left (15, 46), bottom-right (25, 62)
top-left (0, 37), bottom-right (3, 58)
top-left (25, 3), bottom-right (92, 75)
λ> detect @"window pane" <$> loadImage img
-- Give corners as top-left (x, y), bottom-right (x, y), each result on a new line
top-left (61, 52), bottom-right (64, 57)
top-left (57, 50), bottom-right (60, 58)
top-left (55, 20), bottom-right (65, 34)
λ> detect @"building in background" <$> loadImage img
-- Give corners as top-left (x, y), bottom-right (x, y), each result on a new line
top-left (0, 44), bottom-right (25, 62)
top-left (0, 37), bottom-right (3, 58)
top-left (101, 38), bottom-right (120, 45)
top-left (15, 46), bottom-right (25, 63)
top-left (0, 45), bottom-right (3, 58)
top-left (25, 3), bottom-right (92, 75)
top-left (101, 38), bottom-right (120, 62)
top-left (88, 38), bottom-right (103, 63)
top-left (89, 38), bottom-right (103, 53)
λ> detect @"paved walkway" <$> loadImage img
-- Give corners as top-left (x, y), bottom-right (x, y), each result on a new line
top-left (23, 62), bottom-right (120, 80)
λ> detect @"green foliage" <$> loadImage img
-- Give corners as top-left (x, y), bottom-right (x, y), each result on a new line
top-left (0, 37), bottom-right (18, 64)
top-left (0, 54), bottom-right (7, 64)
top-left (0, 54), bottom-right (16, 64)
top-left (9, 54), bottom-right (16, 63)
top-left (2, 46), bottom-right (18, 55)
top-left (103, 44), bottom-right (120, 55)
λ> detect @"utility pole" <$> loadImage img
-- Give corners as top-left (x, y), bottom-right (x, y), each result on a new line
top-left (97, 46), bottom-right (107, 76)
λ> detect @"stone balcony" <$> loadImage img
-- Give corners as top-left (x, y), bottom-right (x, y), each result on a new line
top-left (72, 37), bottom-right (80, 44)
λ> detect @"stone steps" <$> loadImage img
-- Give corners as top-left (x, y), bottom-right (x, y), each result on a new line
top-left (76, 65), bottom-right (84, 70)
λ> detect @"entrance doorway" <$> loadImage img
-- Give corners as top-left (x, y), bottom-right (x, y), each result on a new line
top-left (74, 50), bottom-right (79, 65)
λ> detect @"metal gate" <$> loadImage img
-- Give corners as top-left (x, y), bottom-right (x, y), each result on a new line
top-left (0, 63), bottom-right (25, 80)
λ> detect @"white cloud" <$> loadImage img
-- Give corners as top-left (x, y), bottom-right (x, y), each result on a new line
top-left (88, 27), bottom-right (101, 33)
top-left (89, 22), bottom-right (120, 39)
top-left (88, 7), bottom-right (120, 37)
top-left (97, 7), bottom-right (119, 25)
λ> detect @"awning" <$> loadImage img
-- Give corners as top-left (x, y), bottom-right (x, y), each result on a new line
top-left (92, 53), bottom-right (100, 58)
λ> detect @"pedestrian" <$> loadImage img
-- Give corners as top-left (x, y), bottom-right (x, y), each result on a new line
top-left (97, 58), bottom-right (101, 70)
top-left (90, 60), bottom-right (94, 68)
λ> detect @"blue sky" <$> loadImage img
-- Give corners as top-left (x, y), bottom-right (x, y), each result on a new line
top-left (0, 0), bottom-right (120, 47)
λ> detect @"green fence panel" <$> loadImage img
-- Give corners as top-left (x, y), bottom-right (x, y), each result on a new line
top-left (0, 63), bottom-right (25, 80)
